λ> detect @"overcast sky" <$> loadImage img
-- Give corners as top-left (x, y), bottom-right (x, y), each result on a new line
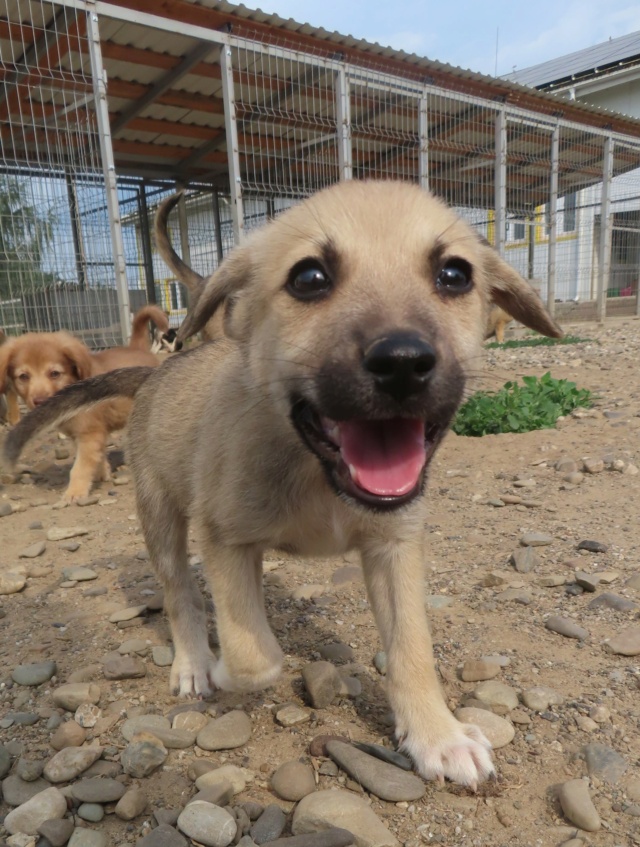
top-left (259, 0), bottom-right (640, 77)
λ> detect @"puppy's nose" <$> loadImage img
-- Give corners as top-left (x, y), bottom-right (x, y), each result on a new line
top-left (32, 396), bottom-right (49, 407)
top-left (363, 332), bottom-right (437, 402)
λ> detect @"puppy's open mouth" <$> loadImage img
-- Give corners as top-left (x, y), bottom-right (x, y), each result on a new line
top-left (292, 400), bottom-right (442, 509)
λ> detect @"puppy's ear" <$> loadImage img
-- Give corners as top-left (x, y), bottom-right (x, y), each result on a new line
top-left (480, 246), bottom-right (563, 338)
top-left (59, 334), bottom-right (93, 381)
top-left (0, 339), bottom-right (16, 393)
top-left (177, 247), bottom-right (252, 343)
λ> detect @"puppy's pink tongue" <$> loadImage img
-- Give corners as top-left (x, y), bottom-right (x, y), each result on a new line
top-left (338, 419), bottom-right (426, 496)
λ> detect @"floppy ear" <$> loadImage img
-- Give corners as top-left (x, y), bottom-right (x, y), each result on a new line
top-left (176, 247), bottom-right (253, 344)
top-left (0, 339), bottom-right (16, 393)
top-left (480, 246), bottom-right (563, 338)
top-left (58, 334), bottom-right (93, 381)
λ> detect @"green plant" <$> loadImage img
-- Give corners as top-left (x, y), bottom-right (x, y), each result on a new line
top-left (453, 372), bottom-right (593, 437)
top-left (486, 335), bottom-right (591, 350)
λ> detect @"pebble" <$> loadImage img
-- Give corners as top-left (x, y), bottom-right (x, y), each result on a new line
top-left (263, 830), bottom-right (355, 847)
top-left (177, 801), bottom-right (237, 847)
top-left (152, 646), bottom-right (174, 667)
top-left (574, 572), bottom-right (600, 592)
top-left (582, 458), bottom-right (604, 474)
top-left (606, 628), bottom-right (640, 655)
top-left (108, 605), bottom-right (147, 623)
top-left (275, 703), bottom-right (311, 727)
top-left (12, 661), bottom-right (57, 686)
top-left (75, 703), bottom-right (101, 728)
top-left (4, 786), bottom-right (68, 835)
top-left (195, 765), bottom-right (248, 795)
top-left (473, 680), bottom-right (519, 712)
top-left (318, 642), bottom-right (354, 662)
top-left (115, 787), bottom-right (148, 820)
top-left (67, 830), bottom-right (108, 847)
top-left (50, 720), bottom-right (87, 750)
top-left (292, 789), bottom-right (398, 847)
top-left (60, 541), bottom-right (80, 552)
top-left (72, 777), bottom-right (127, 803)
top-left (77, 802), bottom-right (104, 822)
top-left (326, 739), bottom-right (425, 801)
top-left (309, 735), bottom-right (351, 758)
top-left (589, 704), bottom-right (610, 723)
top-left (511, 547), bottom-right (540, 573)
top-left (575, 715), bottom-right (598, 732)
top-left (37, 819), bottom-right (75, 847)
top-left (137, 824), bottom-right (188, 847)
top-left (52, 683), bottom-right (101, 711)
top-left (46, 526), bottom-right (89, 541)
top-left (0, 744), bottom-right (11, 777)
top-left (270, 760), bottom-right (317, 801)
top-left (576, 539), bottom-right (609, 553)
top-left (122, 714), bottom-right (170, 740)
top-left (460, 659), bottom-right (501, 682)
top-left (249, 804), bottom-right (287, 844)
top-left (197, 710), bottom-right (252, 751)
top-left (373, 651), bottom-right (387, 675)
top-left (121, 733), bottom-right (168, 777)
top-left (173, 711), bottom-right (208, 733)
top-left (545, 616), bottom-right (588, 641)
top-left (557, 779), bottom-right (601, 831)
top-left (582, 742), bottom-right (628, 784)
top-left (0, 502), bottom-right (13, 516)
top-left (291, 584), bottom-right (326, 600)
top-left (302, 661), bottom-right (342, 708)
top-left (18, 541), bottom-right (46, 559)
top-left (520, 532), bottom-right (553, 547)
top-left (43, 746), bottom-right (103, 783)
top-left (352, 742), bottom-right (412, 771)
top-left (455, 707), bottom-right (515, 748)
top-left (62, 567), bottom-right (97, 582)
top-left (103, 655), bottom-right (147, 679)
top-left (189, 782), bottom-right (234, 808)
top-left (589, 592), bottom-right (637, 611)
top-left (425, 594), bottom-right (453, 609)
top-left (521, 686), bottom-right (564, 711)
top-left (15, 759), bottom-right (44, 782)
top-left (1, 775), bottom-right (50, 806)
top-left (0, 570), bottom-right (27, 594)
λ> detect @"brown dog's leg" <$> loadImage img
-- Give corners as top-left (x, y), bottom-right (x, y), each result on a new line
top-left (6, 388), bottom-right (20, 426)
top-left (64, 431), bottom-right (108, 501)
top-left (198, 538), bottom-right (283, 692)
top-left (495, 321), bottom-right (506, 344)
top-left (361, 535), bottom-right (495, 789)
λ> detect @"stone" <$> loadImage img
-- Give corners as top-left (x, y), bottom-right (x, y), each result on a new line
top-left (108, 605), bottom-right (147, 623)
top-left (0, 744), bottom-right (11, 777)
top-left (52, 683), bottom-right (101, 711)
top-left (557, 779), bottom-right (601, 832)
top-left (249, 805), bottom-right (287, 845)
top-left (72, 777), bottom-right (127, 803)
top-left (454, 707), bottom-right (515, 748)
top-left (319, 642), bottom-right (354, 663)
top-left (0, 570), bottom-right (26, 594)
top-left (575, 715), bottom-right (598, 732)
top-left (545, 616), bottom-right (588, 641)
top-left (275, 703), bottom-right (311, 727)
top-left (194, 765), bottom-right (248, 795)
top-left (589, 704), bottom-right (610, 723)
top-left (271, 760), bottom-right (317, 801)
top-left (177, 801), bottom-right (237, 847)
top-left (15, 759), bottom-right (44, 782)
top-left (582, 458), bottom-right (604, 474)
top-left (292, 790), bottom-right (399, 847)
top-left (326, 740), bottom-right (425, 801)
top-left (121, 733), bottom-right (168, 777)
top-left (588, 593), bottom-right (638, 612)
top-left (67, 830), bottom-right (108, 847)
top-left (188, 782), bottom-right (234, 808)
top-left (582, 743), bottom-right (628, 785)
top-left (136, 825), bottom-right (188, 847)
top-left (576, 540), bottom-right (609, 553)
top-left (1, 775), bottom-right (50, 806)
top-left (460, 659), bottom-right (501, 682)
top-left (62, 567), bottom-right (97, 582)
top-left (262, 831), bottom-right (355, 847)
top-left (4, 787), bottom-right (68, 835)
top-left (425, 594), bottom-right (453, 609)
top-left (352, 742), bottom-right (412, 771)
top-left (77, 803), bottom-right (104, 823)
top-left (373, 651), bottom-right (387, 675)
top-left (152, 646), bottom-right (174, 667)
top-left (74, 703), bottom-right (101, 729)
top-left (46, 527), bottom-right (89, 541)
top-left (103, 655), bottom-right (147, 679)
top-left (309, 735), bottom-right (352, 758)
top-left (510, 547), bottom-right (540, 574)
top-left (43, 746), bottom-right (103, 783)
top-left (521, 686), bottom-right (564, 711)
top-left (575, 572), bottom-right (600, 592)
top-left (115, 787), bottom-right (148, 820)
top-left (50, 721), bottom-right (87, 750)
top-left (606, 628), bottom-right (640, 656)
top-left (122, 714), bottom-right (171, 740)
top-left (37, 819), bottom-right (74, 847)
top-left (12, 661), bottom-right (57, 686)
top-left (196, 710), bottom-right (251, 751)
top-left (520, 533), bottom-right (553, 547)
top-left (291, 584), bottom-right (326, 600)
top-left (172, 711), bottom-right (208, 733)
top-left (302, 661), bottom-right (342, 708)
top-left (473, 680), bottom-right (519, 712)
top-left (19, 541), bottom-right (46, 559)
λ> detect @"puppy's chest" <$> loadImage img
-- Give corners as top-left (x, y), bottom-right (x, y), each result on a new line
top-left (270, 497), bottom-right (358, 557)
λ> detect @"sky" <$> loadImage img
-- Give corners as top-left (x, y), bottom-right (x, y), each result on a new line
top-left (257, 0), bottom-right (640, 77)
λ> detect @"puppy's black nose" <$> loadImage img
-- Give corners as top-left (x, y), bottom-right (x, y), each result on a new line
top-left (363, 332), bottom-right (437, 402)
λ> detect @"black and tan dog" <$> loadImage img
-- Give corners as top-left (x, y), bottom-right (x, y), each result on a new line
top-left (5, 181), bottom-right (562, 788)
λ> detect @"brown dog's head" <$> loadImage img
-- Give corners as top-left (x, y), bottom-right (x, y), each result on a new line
top-left (0, 332), bottom-right (93, 409)
top-left (177, 181), bottom-right (562, 511)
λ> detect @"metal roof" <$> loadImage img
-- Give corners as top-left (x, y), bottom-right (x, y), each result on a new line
top-left (504, 30), bottom-right (640, 89)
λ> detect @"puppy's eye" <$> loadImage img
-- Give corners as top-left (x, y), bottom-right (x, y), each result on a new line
top-left (17, 373), bottom-right (30, 382)
top-left (50, 370), bottom-right (61, 379)
top-left (286, 260), bottom-right (332, 301)
top-left (436, 259), bottom-right (473, 295)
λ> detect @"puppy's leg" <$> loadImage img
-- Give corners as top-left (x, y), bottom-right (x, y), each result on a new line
top-left (361, 536), bottom-right (494, 789)
top-left (64, 431), bottom-right (107, 501)
top-left (495, 320), bottom-right (506, 344)
top-left (199, 537), bottom-right (283, 692)
top-left (6, 388), bottom-right (20, 426)
top-left (137, 483), bottom-right (217, 697)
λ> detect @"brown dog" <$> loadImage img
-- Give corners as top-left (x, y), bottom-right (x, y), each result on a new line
top-left (0, 305), bottom-right (169, 501)
top-left (5, 181), bottom-right (562, 787)
top-left (485, 303), bottom-right (514, 343)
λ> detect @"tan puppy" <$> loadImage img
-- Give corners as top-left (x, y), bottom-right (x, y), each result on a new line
top-left (485, 303), bottom-right (514, 343)
top-left (0, 328), bottom-right (20, 425)
top-left (5, 181), bottom-right (561, 787)
top-left (0, 305), bottom-right (168, 500)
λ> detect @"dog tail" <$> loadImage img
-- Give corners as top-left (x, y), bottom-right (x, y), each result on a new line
top-left (155, 192), bottom-right (206, 298)
top-left (129, 305), bottom-right (171, 351)
top-left (3, 367), bottom-right (154, 467)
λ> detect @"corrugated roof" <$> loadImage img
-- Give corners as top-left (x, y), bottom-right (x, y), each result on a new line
top-left (504, 29), bottom-right (640, 89)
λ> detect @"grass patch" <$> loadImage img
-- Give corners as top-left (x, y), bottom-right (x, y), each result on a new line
top-left (486, 335), bottom-right (591, 350)
top-left (453, 372), bottom-right (593, 437)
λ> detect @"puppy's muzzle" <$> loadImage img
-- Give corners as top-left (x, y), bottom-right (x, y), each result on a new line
top-left (364, 332), bottom-right (437, 403)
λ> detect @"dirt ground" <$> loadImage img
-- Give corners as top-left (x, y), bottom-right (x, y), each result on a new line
top-left (1, 317), bottom-right (640, 847)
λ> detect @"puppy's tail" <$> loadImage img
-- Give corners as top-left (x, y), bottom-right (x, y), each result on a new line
top-left (3, 367), bottom-right (154, 467)
top-left (155, 193), bottom-right (206, 298)
top-left (129, 305), bottom-right (171, 351)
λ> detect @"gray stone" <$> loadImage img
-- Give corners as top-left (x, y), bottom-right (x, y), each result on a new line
top-left (196, 710), bottom-right (251, 751)
top-left (46, 527), bottom-right (89, 541)
top-left (103, 655), bottom-right (147, 680)
top-left (326, 740), bottom-right (425, 801)
top-left (77, 803), bottom-right (104, 823)
top-left (188, 782), bottom-right (234, 808)
top-left (520, 533), bottom-right (553, 547)
top-left (271, 760), bottom-right (317, 801)
top-left (0, 744), bottom-right (11, 778)
top-left (136, 825), bottom-right (188, 847)
top-left (4, 787), bottom-right (68, 835)
top-left (582, 743), bottom-right (628, 785)
top-left (473, 680), bottom-right (519, 712)
top-left (352, 742), bottom-right (412, 771)
top-left (75, 703), bottom-right (101, 729)
top-left (250, 804), bottom-right (287, 845)
top-left (177, 801), bottom-right (237, 847)
top-left (319, 643), bottom-right (354, 663)
top-left (576, 540), bottom-right (609, 553)
top-left (292, 790), bottom-right (399, 847)
top-left (606, 628), bottom-right (640, 656)
top-left (510, 547), bottom-right (540, 573)
top-left (50, 721), bottom-right (87, 750)
top-left (19, 541), bottom-right (46, 559)
top-left (61, 567), bottom-right (97, 582)
top-left (108, 605), bottom-right (147, 623)
top-left (152, 646), bottom-right (174, 667)
top-left (460, 659), bottom-right (501, 682)
top-left (172, 711), bottom-right (208, 733)
top-left (1, 775), bottom-right (50, 806)
top-left (15, 758), bottom-right (44, 782)
top-left (521, 686), bottom-right (564, 711)
top-left (275, 703), bottom-right (311, 727)
top-left (67, 830), bottom-right (109, 847)
top-left (262, 831), bottom-right (355, 847)
top-left (122, 714), bottom-right (170, 740)
top-left (454, 707), bottom-right (515, 748)
top-left (71, 777), bottom-right (126, 803)
top-left (43, 746), bottom-right (103, 783)
top-left (153, 810), bottom-right (181, 828)
top-left (545, 616), bottom-right (588, 641)
top-left (425, 594), bottom-right (453, 609)
top-left (588, 593), bottom-right (638, 612)
top-left (7, 712), bottom-right (39, 726)
top-left (37, 819), bottom-right (74, 847)
top-left (557, 779), bottom-right (601, 832)
top-left (0, 570), bottom-right (26, 594)
top-left (121, 733), bottom-right (168, 777)
top-left (194, 765), bottom-right (247, 795)
top-left (12, 661), bottom-right (57, 687)
top-left (52, 683), bottom-right (101, 711)
top-left (373, 652), bottom-right (387, 675)
top-left (575, 572), bottom-right (600, 592)
top-left (302, 661), bottom-right (342, 708)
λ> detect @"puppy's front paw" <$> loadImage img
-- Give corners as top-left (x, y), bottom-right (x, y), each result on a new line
top-left (211, 654), bottom-right (282, 692)
top-left (170, 651), bottom-right (218, 699)
top-left (399, 720), bottom-right (495, 790)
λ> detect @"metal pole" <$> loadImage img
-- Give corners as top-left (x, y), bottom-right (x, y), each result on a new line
top-left (85, 3), bottom-right (131, 342)
top-left (547, 125), bottom-right (559, 317)
top-left (65, 170), bottom-right (87, 290)
top-left (494, 108), bottom-right (507, 256)
top-left (137, 184), bottom-right (156, 305)
top-left (418, 95), bottom-right (429, 191)
top-left (527, 212), bottom-right (535, 279)
top-left (597, 136), bottom-right (614, 322)
top-left (212, 191), bottom-right (224, 264)
top-left (335, 68), bottom-right (353, 181)
top-left (219, 45), bottom-right (244, 244)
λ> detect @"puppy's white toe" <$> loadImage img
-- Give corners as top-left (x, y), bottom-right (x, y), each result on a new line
top-left (170, 651), bottom-right (218, 699)
top-left (400, 721), bottom-right (495, 790)
top-left (211, 655), bottom-right (282, 692)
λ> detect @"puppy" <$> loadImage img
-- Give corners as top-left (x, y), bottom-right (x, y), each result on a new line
top-left (0, 305), bottom-right (168, 500)
top-left (5, 181), bottom-right (562, 787)
top-left (0, 328), bottom-right (20, 425)
top-left (485, 303), bottom-right (514, 343)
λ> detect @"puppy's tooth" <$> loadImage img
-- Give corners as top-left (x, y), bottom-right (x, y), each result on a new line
top-left (348, 464), bottom-right (358, 482)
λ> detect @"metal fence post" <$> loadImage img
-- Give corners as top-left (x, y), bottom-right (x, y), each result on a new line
top-left (220, 45), bottom-right (244, 244)
top-left (547, 125), bottom-right (559, 317)
top-left (335, 68), bottom-right (353, 180)
top-left (597, 136), bottom-right (613, 322)
top-left (137, 184), bottom-right (156, 305)
top-left (494, 109), bottom-right (507, 256)
top-left (85, 3), bottom-right (131, 342)
top-left (418, 95), bottom-right (429, 191)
